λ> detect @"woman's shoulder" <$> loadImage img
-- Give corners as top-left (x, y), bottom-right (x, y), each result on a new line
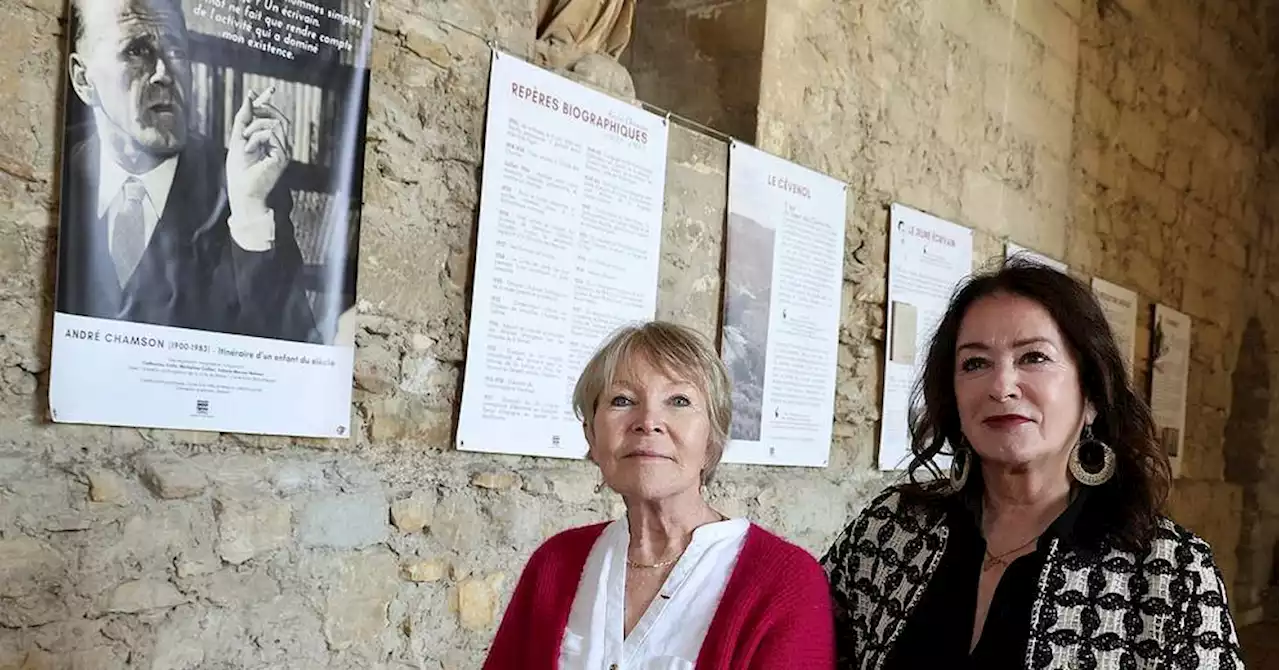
top-left (1142, 516), bottom-right (1221, 566)
top-left (1068, 515), bottom-right (1223, 574)
top-left (527, 521), bottom-right (612, 564)
top-left (855, 482), bottom-right (951, 529)
top-left (734, 523), bottom-right (831, 597)
top-left (742, 523), bottom-right (824, 568)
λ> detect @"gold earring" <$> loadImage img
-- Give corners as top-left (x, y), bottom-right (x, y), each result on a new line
top-left (1069, 424), bottom-right (1116, 486)
top-left (950, 441), bottom-right (972, 491)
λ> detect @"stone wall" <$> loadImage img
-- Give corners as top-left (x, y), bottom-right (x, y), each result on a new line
top-left (0, 1), bottom-right (892, 666)
top-left (622, 0), bottom-right (767, 141)
top-left (753, 0), bottom-right (1278, 611)
top-left (0, 0), bottom-right (1274, 669)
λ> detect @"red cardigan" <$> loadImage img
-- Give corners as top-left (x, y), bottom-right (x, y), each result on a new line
top-left (483, 522), bottom-right (835, 669)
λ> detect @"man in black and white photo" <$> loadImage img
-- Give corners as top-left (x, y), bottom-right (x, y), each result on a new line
top-left (57, 0), bottom-right (320, 344)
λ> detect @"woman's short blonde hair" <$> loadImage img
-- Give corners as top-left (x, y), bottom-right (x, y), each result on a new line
top-left (572, 321), bottom-right (732, 485)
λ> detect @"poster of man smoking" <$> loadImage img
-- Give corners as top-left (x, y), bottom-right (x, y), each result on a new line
top-left (48, 0), bottom-right (373, 438)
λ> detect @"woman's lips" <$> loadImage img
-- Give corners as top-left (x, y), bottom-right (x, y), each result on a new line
top-left (983, 415), bottom-right (1031, 429)
top-left (624, 450), bottom-right (672, 460)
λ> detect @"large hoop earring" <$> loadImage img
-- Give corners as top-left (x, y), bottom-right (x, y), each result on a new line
top-left (949, 440), bottom-right (972, 491)
top-left (1070, 424), bottom-right (1116, 486)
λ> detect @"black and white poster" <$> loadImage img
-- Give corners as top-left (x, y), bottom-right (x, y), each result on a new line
top-left (48, 0), bottom-right (373, 438)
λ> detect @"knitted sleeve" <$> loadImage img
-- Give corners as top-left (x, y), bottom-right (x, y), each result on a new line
top-left (746, 545), bottom-right (836, 670)
top-left (481, 542), bottom-right (547, 670)
top-left (481, 523), bottom-right (605, 670)
top-left (1167, 534), bottom-right (1246, 669)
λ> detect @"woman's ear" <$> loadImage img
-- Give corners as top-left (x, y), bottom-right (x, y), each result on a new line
top-left (1084, 401), bottom-right (1097, 426)
top-left (581, 420), bottom-right (595, 462)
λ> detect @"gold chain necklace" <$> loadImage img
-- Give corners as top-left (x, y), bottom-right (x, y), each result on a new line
top-left (979, 490), bottom-right (1075, 572)
top-left (626, 555), bottom-right (682, 570)
top-left (982, 536), bottom-right (1038, 572)
top-left (626, 511), bottom-right (728, 570)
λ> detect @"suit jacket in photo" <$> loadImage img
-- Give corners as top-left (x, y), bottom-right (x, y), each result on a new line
top-left (56, 133), bottom-right (321, 344)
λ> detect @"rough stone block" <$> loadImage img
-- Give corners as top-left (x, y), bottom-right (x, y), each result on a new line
top-left (390, 491), bottom-right (436, 533)
top-left (87, 470), bottom-right (129, 505)
top-left (140, 457), bottom-right (208, 500)
top-left (216, 499), bottom-right (293, 565)
top-left (960, 168), bottom-right (1005, 231)
top-left (1038, 51), bottom-right (1077, 112)
top-left (456, 573), bottom-right (505, 631)
top-left (105, 579), bottom-right (186, 614)
top-left (0, 538), bottom-right (56, 598)
top-left (150, 613), bottom-right (206, 670)
top-left (1126, 249), bottom-right (1162, 298)
top-left (470, 471), bottom-right (521, 491)
top-left (1014, 0), bottom-right (1079, 64)
top-left (1053, 0), bottom-right (1083, 20)
top-left (430, 494), bottom-right (489, 553)
top-left (0, 536), bottom-right (66, 627)
top-left (549, 471), bottom-right (599, 504)
top-left (193, 565), bottom-right (282, 609)
top-left (323, 550), bottom-right (400, 651)
top-left (272, 461), bottom-right (328, 496)
top-left (175, 549), bottom-right (221, 579)
top-left (364, 396), bottom-right (453, 446)
top-left (398, 354), bottom-right (459, 402)
top-left (1117, 107), bottom-right (1166, 171)
top-left (404, 559), bottom-right (448, 583)
top-left (1075, 78), bottom-right (1116, 137)
top-left (300, 493), bottom-right (388, 550)
top-left (1212, 229), bottom-right (1249, 270)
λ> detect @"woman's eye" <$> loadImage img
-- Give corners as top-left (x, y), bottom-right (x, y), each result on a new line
top-left (1020, 351), bottom-right (1050, 365)
top-left (670, 395), bottom-right (691, 407)
top-left (609, 395), bottom-right (634, 407)
top-left (960, 357), bottom-right (987, 372)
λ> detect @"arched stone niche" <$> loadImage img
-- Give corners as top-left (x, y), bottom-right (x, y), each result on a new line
top-left (1224, 316), bottom-right (1278, 622)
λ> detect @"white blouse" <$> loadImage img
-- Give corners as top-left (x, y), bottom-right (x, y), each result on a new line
top-left (558, 516), bottom-right (750, 670)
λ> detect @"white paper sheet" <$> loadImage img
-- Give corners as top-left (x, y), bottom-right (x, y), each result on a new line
top-left (455, 51), bottom-right (669, 459)
top-left (720, 142), bottom-right (846, 468)
top-left (1005, 241), bottom-right (1067, 272)
top-left (878, 204), bottom-right (974, 471)
top-left (1091, 277), bottom-right (1139, 377)
top-left (49, 314), bottom-right (355, 437)
top-left (1150, 304), bottom-right (1190, 478)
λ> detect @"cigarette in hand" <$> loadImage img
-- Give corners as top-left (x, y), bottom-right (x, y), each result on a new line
top-left (252, 86), bottom-right (276, 107)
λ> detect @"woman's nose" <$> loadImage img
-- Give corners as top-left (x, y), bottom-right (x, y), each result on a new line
top-left (631, 408), bottom-right (665, 434)
top-left (987, 363), bottom-right (1021, 400)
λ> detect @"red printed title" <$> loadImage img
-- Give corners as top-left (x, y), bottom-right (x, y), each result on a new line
top-left (510, 81), bottom-right (649, 144)
top-left (767, 174), bottom-right (810, 199)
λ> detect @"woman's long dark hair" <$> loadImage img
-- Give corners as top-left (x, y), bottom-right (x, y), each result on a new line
top-left (901, 255), bottom-right (1171, 551)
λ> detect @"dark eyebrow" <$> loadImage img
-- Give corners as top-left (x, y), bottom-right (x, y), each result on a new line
top-left (956, 337), bottom-right (1055, 353)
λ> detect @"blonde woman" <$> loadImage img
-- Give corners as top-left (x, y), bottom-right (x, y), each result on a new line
top-left (485, 321), bottom-right (834, 670)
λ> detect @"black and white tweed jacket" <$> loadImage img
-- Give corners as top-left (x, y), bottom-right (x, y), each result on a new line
top-left (820, 487), bottom-right (1245, 670)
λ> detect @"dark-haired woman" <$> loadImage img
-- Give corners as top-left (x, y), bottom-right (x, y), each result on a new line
top-left (822, 257), bottom-right (1243, 669)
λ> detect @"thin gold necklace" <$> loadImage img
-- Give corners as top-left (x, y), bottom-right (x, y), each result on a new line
top-left (626, 555), bottom-right (682, 570)
top-left (982, 536), bottom-right (1038, 572)
top-left (980, 490), bottom-right (1075, 572)
top-left (626, 510), bottom-right (728, 570)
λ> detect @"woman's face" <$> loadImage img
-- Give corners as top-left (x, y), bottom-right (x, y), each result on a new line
top-left (953, 292), bottom-right (1095, 470)
top-left (586, 355), bottom-right (711, 502)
